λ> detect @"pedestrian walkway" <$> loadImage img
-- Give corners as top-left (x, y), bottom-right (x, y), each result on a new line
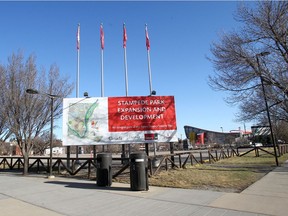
top-left (210, 163), bottom-right (288, 216)
top-left (0, 161), bottom-right (287, 216)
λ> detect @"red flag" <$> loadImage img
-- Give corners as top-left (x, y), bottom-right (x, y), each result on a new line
top-left (123, 24), bottom-right (127, 48)
top-left (76, 24), bottom-right (80, 50)
top-left (100, 24), bottom-right (104, 50)
top-left (145, 24), bottom-right (150, 50)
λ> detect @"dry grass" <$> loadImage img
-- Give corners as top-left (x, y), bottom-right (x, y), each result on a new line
top-left (148, 151), bottom-right (288, 193)
top-left (149, 165), bottom-right (262, 192)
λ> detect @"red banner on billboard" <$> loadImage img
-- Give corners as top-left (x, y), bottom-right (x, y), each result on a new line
top-left (108, 96), bottom-right (177, 132)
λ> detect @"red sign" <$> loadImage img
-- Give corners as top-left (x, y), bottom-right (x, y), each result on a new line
top-left (108, 96), bottom-right (177, 132)
top-left (145, 133), bottom-right (158, 140)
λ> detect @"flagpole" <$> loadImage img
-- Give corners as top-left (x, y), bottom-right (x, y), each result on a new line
top-left (100, 23), bottom-right (105, 152)
top-left (145, 24), bottom-right (156, 156)
top-left (77, 48), bottom-right (80, 97)
top-left (123, 23), bottom-right (129, 160)
top-left (100, 23), bottom-right (104, 97)
top-left (123, 23), bottom-right (128, 96)
top-left (147, 51), bottom-right (153, 94)
top-left (76, 23), bottom-right (80, 98)
top-left (145, 24), bottom-right (153, 95)
top-left (124, 48), bottom-right (128, 95)
top-left (101, 49), bottom-right (104, 97)
top-left (76, 23), bottom-right (81, 161)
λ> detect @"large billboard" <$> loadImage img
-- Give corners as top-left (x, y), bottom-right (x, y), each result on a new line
top-left (62, 96), bottom-right (177, 146)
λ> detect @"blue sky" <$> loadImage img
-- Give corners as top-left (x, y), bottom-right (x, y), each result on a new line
top-left (0, 1), bottom-right (256, 139)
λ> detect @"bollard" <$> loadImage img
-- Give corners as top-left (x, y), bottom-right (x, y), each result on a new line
top-left (130, 152), bottom-right (149, 191)
top-left (96, 153), bottom-right (112, 187)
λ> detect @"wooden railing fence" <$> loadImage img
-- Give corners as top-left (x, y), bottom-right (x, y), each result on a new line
top-left (0, 145), bottom-right (287, 179)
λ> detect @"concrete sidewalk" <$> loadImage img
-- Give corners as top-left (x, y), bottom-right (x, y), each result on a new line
top-left (0, 162), bottom-right (287, 216)
top-left (210, 163), bottom-right (288, 216)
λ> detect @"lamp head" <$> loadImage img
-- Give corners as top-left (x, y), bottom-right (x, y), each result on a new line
top-left (26, 89), bottom-right (39, 95)
top-left (259, 51), bottom-right (270, 56)
top-left (151, 90), bottom-right (156, 96)
top-left (84, 92), bottom-right (89, 97)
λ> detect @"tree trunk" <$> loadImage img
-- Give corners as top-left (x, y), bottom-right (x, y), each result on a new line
top-left (23, 152), bottom-right (29, 175)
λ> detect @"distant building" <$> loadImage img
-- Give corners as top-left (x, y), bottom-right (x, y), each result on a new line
top-left (184, 125), bottom-right (251, 147)
top-left (250, 126), bottom-right (272, 146)
top-left (45, 147), bottom-right (65, 155)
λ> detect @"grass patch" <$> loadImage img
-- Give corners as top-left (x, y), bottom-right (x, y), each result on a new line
top-left (148, 151), bottom-right (288, 193)
top-left (149, 165), bottom-right (261, 192)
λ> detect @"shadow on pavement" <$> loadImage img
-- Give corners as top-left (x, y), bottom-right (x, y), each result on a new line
top-left (44, 180), bottom-right (131, 192)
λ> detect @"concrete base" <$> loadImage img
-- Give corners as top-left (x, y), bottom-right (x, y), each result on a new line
top-left (47, 175), bottom-right (55, 179)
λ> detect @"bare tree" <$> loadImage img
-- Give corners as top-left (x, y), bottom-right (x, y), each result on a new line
top-left (208, 1), bottom-right (288, 125)
top-left (0, 65), bottom-right (12, 144)
top-left (32, 131), bottom-right (52, 155)
top-left (32, 131), bottom-right (63, 156)
top-left (1, 52), bottom-right (73, 175)
top-left (274, 120), bottom-right (288, 143)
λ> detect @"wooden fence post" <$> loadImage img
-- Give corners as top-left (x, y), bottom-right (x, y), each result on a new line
top-left (170, 142), bottom-right (175, 167)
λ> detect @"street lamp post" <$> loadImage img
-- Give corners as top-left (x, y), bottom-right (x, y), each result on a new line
top-left (255, 52), bottom-right (279, 166)
top-left (49, 96), bottom-right (55, 178)
top-left (26, 88), bottom-right (61, 178)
